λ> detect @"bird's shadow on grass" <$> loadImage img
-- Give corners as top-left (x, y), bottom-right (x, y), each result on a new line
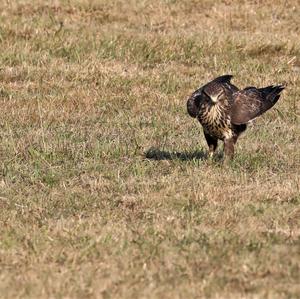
top-left (144, 147), bottom-right (208, 161)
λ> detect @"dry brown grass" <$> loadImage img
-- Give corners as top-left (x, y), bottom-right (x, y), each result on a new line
top-left (0, 1), bottom-right (299, 298)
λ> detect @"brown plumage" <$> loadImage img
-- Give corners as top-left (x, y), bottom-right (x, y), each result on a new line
top-left (187, 75), bottom-right (284, 160)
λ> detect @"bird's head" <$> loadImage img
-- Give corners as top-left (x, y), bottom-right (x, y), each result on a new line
top-left (201, 84), bottom-right (225, 104)
top-left (187, 81), bottom-right (227, 117)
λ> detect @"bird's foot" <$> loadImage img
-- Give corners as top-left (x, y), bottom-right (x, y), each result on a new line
top-left (207, 151), bottom-right (214, 160)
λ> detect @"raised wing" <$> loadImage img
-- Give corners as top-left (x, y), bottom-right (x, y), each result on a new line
top-left (231, 85), bottom-right (284, 125)
top-left (211, 75), bottom-right (238, 92)
top-left (202, 75), bottom-right (239, 101)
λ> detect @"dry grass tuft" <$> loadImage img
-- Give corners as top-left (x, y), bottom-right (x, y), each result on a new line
top-left (0, 1), bottom-right (299, 298)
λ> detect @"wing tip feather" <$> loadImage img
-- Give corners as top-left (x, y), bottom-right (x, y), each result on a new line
top-left (213, 74), bottom-right (233, 83)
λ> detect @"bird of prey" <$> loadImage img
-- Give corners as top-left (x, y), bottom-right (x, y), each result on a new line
top-left (187, 75), bottom-right (284, 160)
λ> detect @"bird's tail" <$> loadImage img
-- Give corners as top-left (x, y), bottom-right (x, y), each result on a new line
top-left (258, 85), bottom-right (285, 104)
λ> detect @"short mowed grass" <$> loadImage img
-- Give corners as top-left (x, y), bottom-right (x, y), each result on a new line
top-left (0, 1), bottom-right (299, 298)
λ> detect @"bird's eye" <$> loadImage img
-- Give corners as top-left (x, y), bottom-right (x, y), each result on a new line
top-left (193, 94), bottom-right (202, 105)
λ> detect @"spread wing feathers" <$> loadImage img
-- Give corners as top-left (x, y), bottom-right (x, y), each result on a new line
top-left (203, 75), bottom-right (239, 100)
top-left (212, 75), bottom-right (234, 84)
top-left (231, 85), bottom-right (285, 125)
top-left (212, 75), bottom-right (239, 93)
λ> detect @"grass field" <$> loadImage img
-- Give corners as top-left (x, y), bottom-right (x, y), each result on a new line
top-left (0, 1), bottom-right (299, 298)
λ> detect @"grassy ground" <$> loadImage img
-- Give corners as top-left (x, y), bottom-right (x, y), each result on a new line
top-left (0, 1), bottom-right (299, 298)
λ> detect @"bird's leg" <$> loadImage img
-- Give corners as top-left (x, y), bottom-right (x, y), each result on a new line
top-left (204, 132), bottom-right (218, 159)
top-left (223, 126), bottom-right (245, 162)
top-left (224, 138), bottom-right (235, 161)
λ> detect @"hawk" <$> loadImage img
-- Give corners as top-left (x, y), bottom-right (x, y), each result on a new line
top-left (187, 75), bottom-right (284, 160)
